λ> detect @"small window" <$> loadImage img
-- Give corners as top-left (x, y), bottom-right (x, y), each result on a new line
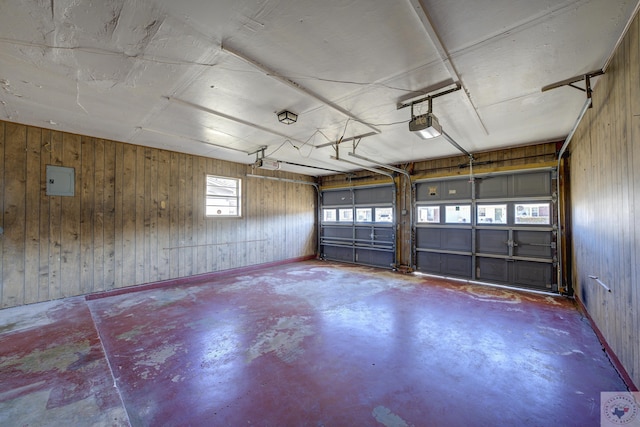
top-left (356, 208), bottom-right (372, 222)
top-left (477, 204), bottom-right (507, 224)
top-left (375, 207), bottom-right (393, 223)
top-left (206, 175), bottom-right (241, 217)
top-left (417, 206), bottom-right (440, 223)
top-left (515, 203), bottom-right (551, 224)
top-left (445, 205), bottom-right (471, 224)
top-left (323, 209), bottom-right (337, 222)
top-left (339, 208), bottom-right (353, 222)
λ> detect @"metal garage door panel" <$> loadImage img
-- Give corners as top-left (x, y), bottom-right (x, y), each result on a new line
top-left (354, 227), bottom-right (394, 246)
top-left (415, 179), bottom-right (470, 201)
top-left (442, 254), bottom-right (472, 277)
top-left (513, 261), bottom-right (552, 289)
top-left (373, 227), bottom-right (394, 244)
top-left (476, 257), bottom-right (509, 283)
top-left (416, 228), bottom-right (441, 249)
top-left (323, 190), bottom-right (352, 205)
top-left (514, 231), bottom-right (552, 258)
top-left (321, 183), bottom-right (395, 269)
top-left (476, 175), bottom-right (509, 198)
top-left (413, 169), bottom-right (557, 291)
top-left (323, 227), bottom-right (353, 239)
top-left (354, 186), bottom-right (393, 204)
top-left (476, 229), bottom-right (509, 255)
top-left (416, 182), bottom-right (442, 201)
top-left (356, 248), bottom-right (394, 268)
top-left (355, 227), bottom-right (373, 241)
top-left (512, 172), bottom-right (551, 197)
top-left (416, 252), bottom-right (472, 278)
top-left (417, 252), bottom-right (442, 274)
top-left (441, 229), bottom-right (472, 252)
top-left (442, 180), bottom-right (472, 200)
top-left (323, 245), bottom-right (353, 263)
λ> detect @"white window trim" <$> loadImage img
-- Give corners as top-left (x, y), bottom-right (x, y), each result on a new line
top-left (205, 174), bottom-right (242, 218)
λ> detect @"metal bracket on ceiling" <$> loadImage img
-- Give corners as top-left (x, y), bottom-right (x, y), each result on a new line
top-left (314, 132), bottom-right (377, 150)
top-left (329, 136), bottom-right (361, 161)
top-left (397, 83), bottom-right (462, 111)
top-left (248, 146), bottom-right (269, 161)
top-left (352, 138), bottom-right (362, 152)
top-left (332, 137), bottom-right (343, 160)
top-left (541, 70), bottom-right (604, 107)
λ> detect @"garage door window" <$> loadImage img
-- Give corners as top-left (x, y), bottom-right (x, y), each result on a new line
top-left (445, 205), bottom-right (471, 224)
top-left (375, 207), bottom-right (393, 223)
top-left (477, 204), bottom-right (507, 224)
top-left (323, 209), bottom-right (337, 222)
top-left (417, 206), bottom-right (440, 223)
top-left (356, 208), bottom-right (373, 222)
top-left (339, 208), bottom-right (353, 222)
top-left (515, 203), bottom-right (551, 225)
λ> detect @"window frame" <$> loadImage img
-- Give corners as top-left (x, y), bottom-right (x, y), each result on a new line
top-left (417, 205), bottom-right (441, 224)
top-left (374, 207), bottom-right (394, 223)
top-left (476, 203), bottom-right (507, 225)
top-left (338, 208), bottom-right (354, 223)
top-left (514, 202), bottom-right (551, 225)
top-left (444, 204), bottom-right (471, 224)
top-left (356, 208), bottom-right (373, 223)
top-left (205, 174), bottom-right (242, 218)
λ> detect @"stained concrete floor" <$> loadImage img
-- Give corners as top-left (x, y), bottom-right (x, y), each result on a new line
top-left (0, 260), bottom-right (629, 426)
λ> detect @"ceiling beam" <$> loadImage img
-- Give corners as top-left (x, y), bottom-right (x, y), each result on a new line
top-left (221, 43), bottom-right (381, 136)
top-left (330, 156), bottom-right (395, 179)
top-left (407, 0), bottom-right (489, 135)
top-left (166, 96), bottom-right (310, 149)
top-left (347, 152), bottom-right (409, 177)
top-left (136, 126), bottom-right (252, 154)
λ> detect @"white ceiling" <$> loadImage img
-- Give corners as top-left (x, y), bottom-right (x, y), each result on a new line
top-left (0, 0), bottom-right (637, 176)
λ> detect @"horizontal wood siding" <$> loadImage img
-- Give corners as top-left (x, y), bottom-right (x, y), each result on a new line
top-left (569, 10), bottom-right (640, 388)
top-left (0, 121), bottom-right (316, 309)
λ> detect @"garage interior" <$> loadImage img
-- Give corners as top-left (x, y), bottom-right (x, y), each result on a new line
top-left (1, 0), bottom-right (639, 425)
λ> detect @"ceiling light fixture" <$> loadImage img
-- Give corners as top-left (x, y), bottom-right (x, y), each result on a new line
top-left (277, 110), bottom-right (297, 125)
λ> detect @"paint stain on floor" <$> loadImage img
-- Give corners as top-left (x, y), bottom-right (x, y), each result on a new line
top-left (0, 298), bottom-right (129, 426)
top-left (246, 315), bottom-right (314, 363)
top-left (372, 405), bottom-right (412, 427)
top-left (0, 261), bottom-right (631, 426)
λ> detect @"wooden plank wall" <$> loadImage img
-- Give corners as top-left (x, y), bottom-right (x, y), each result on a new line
top-left (569, 10), bottom-right (639, 388)
top-left (0, 120), bottom-right (317, 309)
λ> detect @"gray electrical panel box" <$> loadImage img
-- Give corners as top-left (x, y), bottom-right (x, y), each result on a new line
top-left (46, 165), bottom-right (75, 197)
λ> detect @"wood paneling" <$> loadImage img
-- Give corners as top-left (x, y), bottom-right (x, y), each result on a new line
top-left (25, 126), bottom-right (41, 303)
top-left (39, 130), bottom-right (51, 300)
top-left (3, 123), bottom-right (27, 307)
top-left (0, 121), bottom-right (316, 309)
top-left (569, 10), bottom-right (640, 388)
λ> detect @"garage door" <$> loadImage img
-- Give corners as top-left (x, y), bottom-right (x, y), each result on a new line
top-left (320, 185), bottom-right (396, 269)
top-left (414, 168), bottom-right (557, 292)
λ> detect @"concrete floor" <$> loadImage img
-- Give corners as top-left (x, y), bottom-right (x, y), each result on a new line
top-left (0, 260), bottom-right (628, 426)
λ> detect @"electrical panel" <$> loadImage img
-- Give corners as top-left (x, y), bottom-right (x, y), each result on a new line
top-left (46, 165), bottom-right (75, 197)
